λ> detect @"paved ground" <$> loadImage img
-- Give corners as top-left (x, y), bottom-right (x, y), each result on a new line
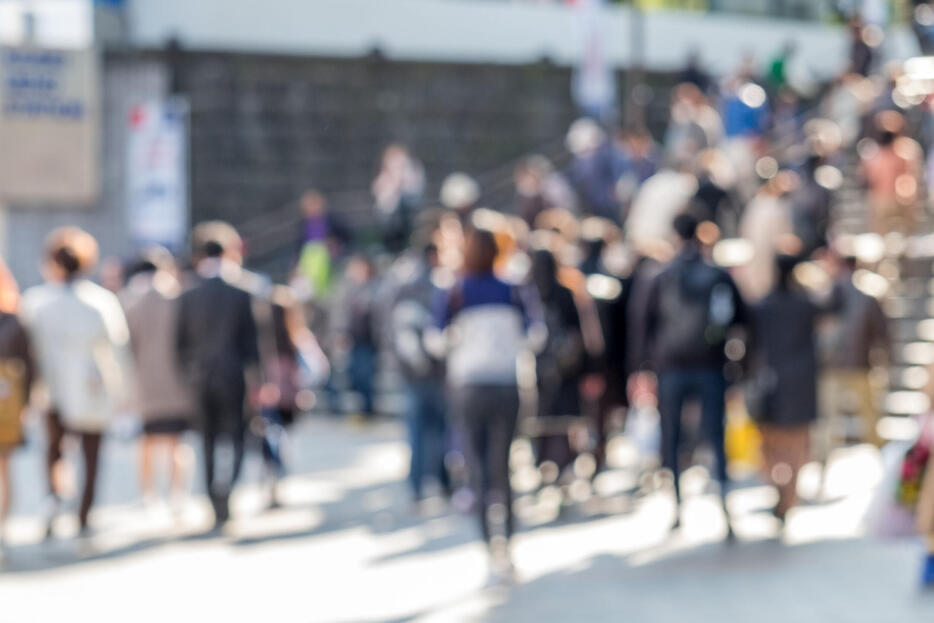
top-left (0, 416), bottom-right (932, 623)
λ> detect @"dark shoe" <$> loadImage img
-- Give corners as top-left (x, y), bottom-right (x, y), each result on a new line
top-left (211, 495), bottom-right (230, 527)
top-left (771, 505), bottom-right (788, 525)
top-left (725, 522), bottom-right (737, 544)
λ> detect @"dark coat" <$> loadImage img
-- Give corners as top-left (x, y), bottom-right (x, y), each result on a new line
top-left (751, 289), bottom-right (820, 426)
top-left (536, 283), bottom-right (585, 418)
top-left (824, 277), bottom-right (890, 370)
top-left (176, 275), bottom-right (260, 399)
top-left (644, 246), bottom-right (748, 373)
top-left (624, 255), bottom-right (664, 376)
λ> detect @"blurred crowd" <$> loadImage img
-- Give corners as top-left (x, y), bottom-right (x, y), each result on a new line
top-left (3, 18), bottom-right (934, 588)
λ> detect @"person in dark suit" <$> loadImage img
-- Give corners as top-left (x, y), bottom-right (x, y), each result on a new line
top-left (176, 222), bottom-right (260, 529)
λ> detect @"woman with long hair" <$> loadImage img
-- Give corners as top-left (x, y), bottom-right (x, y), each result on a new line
top-left (437, 227), bottom-right (540, 584)
top-left (0, 257), bottom-right (34, 551)
top-left (21, 227), bottom-right (132, 538)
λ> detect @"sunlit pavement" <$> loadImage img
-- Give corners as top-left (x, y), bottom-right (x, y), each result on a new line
top-left (1, 416), bottom-right (932, 623)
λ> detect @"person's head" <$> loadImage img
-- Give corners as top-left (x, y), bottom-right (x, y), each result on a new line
top-left (191, 221), bottom-right (243, 265)
top-left (463, 227), bottom-right (498, 276)
top-left (43, 226), bottom-right (99, 283)
top-left (878, 130), bottom-right (897, 147)
top-left (346, 254), bottom-right (376, 283)
top-left (440, 173), bottom-right (480, 212)
top-left (126, 245), bottom-right (175, 281)
top-left (514, 155), bottom-right (551, 197)
top-left (565, 117), bottom-right (606, 157)
top-left (672, 212), bottom-right (699, 244)
top-left (301, 190), bottom-right (327, 218)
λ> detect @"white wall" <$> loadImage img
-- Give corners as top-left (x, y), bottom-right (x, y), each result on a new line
top-left (0, 0), bottom-right (93, 47)
top-left (128, 0), bottom-right (920, 77)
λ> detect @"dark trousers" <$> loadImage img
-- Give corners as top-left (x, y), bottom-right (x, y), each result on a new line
top-left (657, 368), bottom-right (728, 504)
top-left (349, 344), bottom-right (377, 415)
top-left (405, 381), bottom-right (450, 498)
top-left (46, 410), bottom-right (102, 528)
top-left (451, 384), bottom-right (520, 543)
top-left (196, 375), bottom-right (247, 523)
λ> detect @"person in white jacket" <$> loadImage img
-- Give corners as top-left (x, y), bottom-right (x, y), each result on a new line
top-left (20, 227), bottom-right (132, 538)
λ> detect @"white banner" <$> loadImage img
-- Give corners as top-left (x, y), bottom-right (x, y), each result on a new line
top-left (0, 45), bottom-right (100, 204)
top-left (572, 0), bottom-right (616, 121)
top-left (126, 97), bottom-right (189, 249)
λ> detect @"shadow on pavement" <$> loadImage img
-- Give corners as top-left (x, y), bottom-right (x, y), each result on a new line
top-left (479, 539), bottom-right (934, 623)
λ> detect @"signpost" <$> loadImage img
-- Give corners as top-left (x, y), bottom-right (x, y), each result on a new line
top-left (0, 45), bottom-right (100, 204)
top-left (126, 97), bottom-right (189, 249)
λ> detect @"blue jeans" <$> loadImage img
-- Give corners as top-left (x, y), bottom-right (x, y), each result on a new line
top-left (405, 381), bottom-right (449, 498)
top-left (349, 344), bottom-right (377, 415)
top-left (657, 367), bottom-right (728, 504)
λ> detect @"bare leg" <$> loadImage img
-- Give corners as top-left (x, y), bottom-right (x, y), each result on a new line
top-left (168, 436), bottom-right (192, 501)
top-left (140, 436), bottom-right (157, 501)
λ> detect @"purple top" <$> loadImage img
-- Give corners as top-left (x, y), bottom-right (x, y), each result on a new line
top-left (304, 216), bottom-right (329, 243)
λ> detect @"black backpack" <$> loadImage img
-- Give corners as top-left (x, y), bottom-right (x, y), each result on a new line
top-left (657, 257), bottom-right (736, 365)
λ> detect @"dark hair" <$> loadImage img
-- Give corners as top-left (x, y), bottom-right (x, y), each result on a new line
top-left (463, 228), bottom-right (498, 275)
top-left (201, 239), bottom-right (225, 259)
top-left (52, 247), bottom-right (81, 278)
top-left (125, 259), bottom-right (158, 280)
top-left (878, 131), bottom-right (896, 147)
top-left (44, 226), bottom-right (99, 282)
top-left (191, 221), bottom-right (242, 261)
top-left (126, 245), bottom-right (174, 280)
top-left (672, 212), bottom-right (699, 242)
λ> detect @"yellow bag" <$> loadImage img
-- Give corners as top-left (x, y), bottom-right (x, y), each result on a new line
top-left (0, 359), bottom-right (26, 446)
top-left (725, 397), bottom-right (762, 473)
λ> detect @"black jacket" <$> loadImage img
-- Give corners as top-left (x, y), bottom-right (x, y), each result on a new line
top-left (751, 288), bottom-right (820, 426)
top-left (644, 246), bottom-right (747, 372)
top-left (176, 275), bottom-right (260, 387)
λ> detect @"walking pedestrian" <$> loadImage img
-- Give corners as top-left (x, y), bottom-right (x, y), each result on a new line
top-left (529, 247), bottom-right (587, 478)
top-left (21, 227), bottom-right (133, 538)
top-left (642, 213), bottom-right (747, 536)
top-left (256, 285), bottom-right (324, 507)
top-left (392, 244), bottom-right (450, 502)
top-left (818, 254), bottom-right (890, 459)
top-left (0, 258), bottom-right (33, 550)
top-left (436, 227), bottom-right (541, 583)
top-left (748, 255), bottom-right (822, 525)
top-left (121, 248), bottom-right (195, 508)
top-left (176, 222), bottom-right (260, 530)
top-left (337, 254), bottom-right (380, 419)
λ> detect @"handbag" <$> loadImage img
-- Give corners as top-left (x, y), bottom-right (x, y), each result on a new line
top-left (896, 414), bottom-right (933, 510)
top-left (0, 358), bottom-right (26, 446)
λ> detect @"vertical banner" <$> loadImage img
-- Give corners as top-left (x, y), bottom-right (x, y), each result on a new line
top-left (0, 46), bottom-right (100, 204)
top-left (126, 98), bottom-right (189, 249)
top-left (572, 0), bottom-right (616, 122)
